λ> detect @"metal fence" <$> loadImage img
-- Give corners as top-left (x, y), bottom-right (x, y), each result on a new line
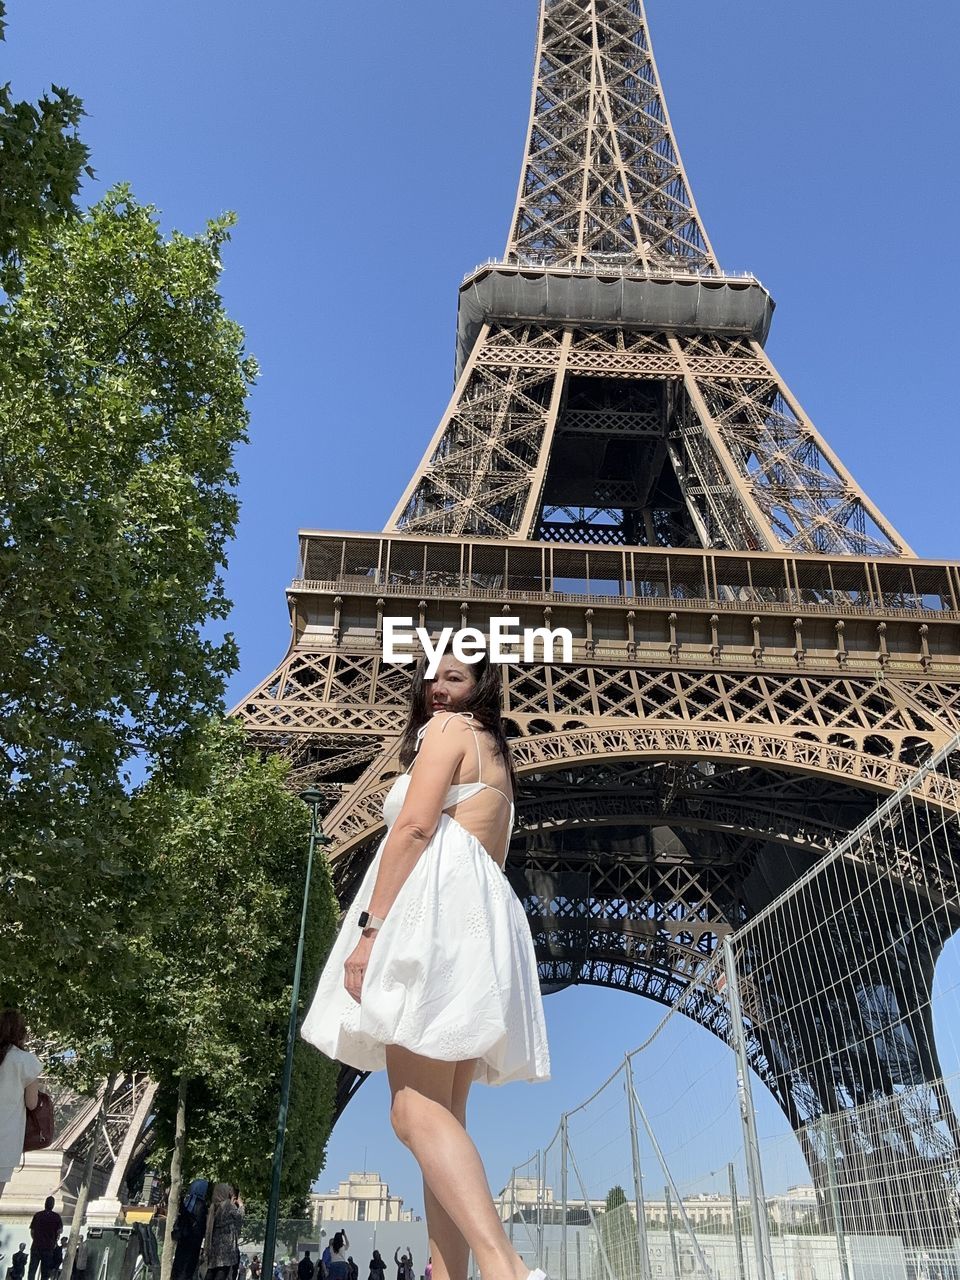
top-left (500, 736), bottom-right (960, 1280)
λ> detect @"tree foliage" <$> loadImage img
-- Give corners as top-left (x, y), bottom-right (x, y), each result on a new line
top-left (0, 1), bottom-right (92, 288)
top-left (0, 187), bottom-right (255, 989)
top-left (601, 1184), bottom-right (641, 1280)
top-left (605, 1185), bottom-right (628, 1211)
top-left (140, 720), bottom-right (341, 1200)
top-left (26, 720), bottom-right (341, 1200)
top-left (0, 9), bottom-right (340, 1203)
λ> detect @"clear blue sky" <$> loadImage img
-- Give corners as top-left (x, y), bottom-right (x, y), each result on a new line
top-left (9, 0), bottom-right (960, 1214)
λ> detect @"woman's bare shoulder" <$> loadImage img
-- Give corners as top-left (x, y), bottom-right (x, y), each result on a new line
top-left (422, 711), bottom-right (477, 740)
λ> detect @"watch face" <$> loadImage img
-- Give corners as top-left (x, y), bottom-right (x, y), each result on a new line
top-left (358, 911), bottom-right (370, 928)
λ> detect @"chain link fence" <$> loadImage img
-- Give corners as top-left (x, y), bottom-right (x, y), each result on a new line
top-left (500, 736), bottom-right (960, 1280)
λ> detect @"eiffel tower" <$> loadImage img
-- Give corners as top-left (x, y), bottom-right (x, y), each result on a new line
top-left (236, 0), bottom-right (960, 1244)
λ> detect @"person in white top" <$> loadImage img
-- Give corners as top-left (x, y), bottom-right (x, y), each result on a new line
top-left (302, 653), bottom-right (550, 1280)
top-left (327, 1232), bottom-right (350, 1280)
top-left (0, 1009), bottom-right (42, 1194)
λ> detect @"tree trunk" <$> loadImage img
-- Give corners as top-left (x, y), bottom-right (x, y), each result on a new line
top-left (159, 1075), bottom-right (189, 1280)
top-left (62, 1071), bottom-right (119, 1280)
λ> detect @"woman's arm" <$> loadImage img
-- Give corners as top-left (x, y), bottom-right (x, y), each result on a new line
top-left (343, 716), bottom-right (469, 1003)
top-left (364, 714), bottom-right (470, 921)
top-left (22, 1051), bottom-right (42, 1110)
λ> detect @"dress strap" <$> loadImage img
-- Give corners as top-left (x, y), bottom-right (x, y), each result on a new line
top-left (481, 783), bottom-right (512, 807)
top-left (409, 711), bottom-right (480, 772)
top-left (402, 724), bottom-right (425, 775)
top-left (434, 712), bottom-right (482, 781)
top-left (438, 712), bottom-right (483, 781)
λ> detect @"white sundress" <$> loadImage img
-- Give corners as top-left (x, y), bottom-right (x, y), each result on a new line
top-left (301, 713), bottom-right (551, 1086)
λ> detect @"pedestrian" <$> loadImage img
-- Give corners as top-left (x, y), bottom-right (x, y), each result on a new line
top-left (424, 1258), bottom-right (432, 1280)
top-left (326, 1234), bottom-right (348, 1280)
top-left (71, 1235), bottom-right (88, 1280)
top-left (51, 1239), bottom-right (66, 1280)
top-left (367, 1251), bottom-right (386, 1280)
top-left (320, 1243), bottom-right (331, 1279)
top-left (10, 1245), bottom-right (28, 1280)
top-left (302, 654), bottom-right (550, 1280)
top-left (203, 1185), bottom-right (243, 1280)
top-left (171, 1178), bottom-right (210, 1280)
top-left (50, 1239), bottom-right (67, 1280)
top-left (392, 1251), bottom-right (412, 1280)
top-left (346, 1259), bottom-right (358, 1280)
top-left (297, 1254), bottom-right (314, 1280)
top-left (0, 1010), bottom-right (43, 1199)
top-left (28, 1197), bottom-right (63, 1280)
top-left (249, 1259), bottom-right (261, 1280)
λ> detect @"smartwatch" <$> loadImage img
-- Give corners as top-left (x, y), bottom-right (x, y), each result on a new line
top-left (358, 910), bottom-right (385, 932)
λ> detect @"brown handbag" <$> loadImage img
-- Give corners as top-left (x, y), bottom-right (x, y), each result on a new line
top-left (23, 1091), bottom-right (55, 1151)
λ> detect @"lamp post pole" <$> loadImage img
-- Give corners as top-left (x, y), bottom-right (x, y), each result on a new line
top-left (262, 787), bottom-right (329, 1280)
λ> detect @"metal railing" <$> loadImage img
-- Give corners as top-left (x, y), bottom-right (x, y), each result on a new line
top-left (290, 575), bottom-right (960, 623)
top-left (462, 257), bottom-right (765, 289)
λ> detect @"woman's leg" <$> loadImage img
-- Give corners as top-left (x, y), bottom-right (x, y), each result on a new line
top-left (422, 1058), bottom-right (482, 1280)
top-left (423, 1179), bottom-right (467, 1280)
top-left (386, 1046), bottom-right (529, 1280)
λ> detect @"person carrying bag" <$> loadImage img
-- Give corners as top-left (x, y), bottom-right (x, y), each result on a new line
top-left (0, 1009), bottom-right (48, 1196)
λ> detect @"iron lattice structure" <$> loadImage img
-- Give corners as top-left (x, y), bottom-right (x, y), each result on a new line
top-left (236, 0), bottom-right (960, 1245)
top-left (507, 0), bottom-right (718, 269)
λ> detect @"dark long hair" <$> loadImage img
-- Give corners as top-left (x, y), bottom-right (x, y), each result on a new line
top-left (397, 652), bottom-right (516, 792)
top-left (0, 1008), bottom-right (27, 1067)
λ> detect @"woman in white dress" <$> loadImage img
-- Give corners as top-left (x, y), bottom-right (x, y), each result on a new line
top-left (0, 1008), bottom-right (42, 1194)
top-left (302, 651), bottom-right (550, 1280)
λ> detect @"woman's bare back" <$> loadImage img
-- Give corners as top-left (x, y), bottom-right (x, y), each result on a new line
top-left (443, 727), bottom-right (514, 867)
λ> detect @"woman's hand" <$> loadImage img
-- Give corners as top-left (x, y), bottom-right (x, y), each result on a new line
top-left (344, 932), bottom-right (376, 1003)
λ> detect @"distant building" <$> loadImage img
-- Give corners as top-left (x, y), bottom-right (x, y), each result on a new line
top-left (767, 1185), bottom-right (820, 1231)
top-left (496, 1179), bottom-right (820, 1233)
top-left (496, 1177), bottom-right (602, 1225)
top-left (309, 1172), bottom-right (419, 1229)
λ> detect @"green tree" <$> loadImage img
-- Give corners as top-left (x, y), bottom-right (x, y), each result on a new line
top-left (29, 721), bottom-right (340, 1280)
top-left (602, 1184), bottom-right (642, 1280)
top-left (0, 4), bottom-right (339, 1220)
top-left (139, 720), bottom-right (340, 1201)
top-left (0, 187), bottom-right (255, 993)
top-left (0, 0), bottom-right (92, 287)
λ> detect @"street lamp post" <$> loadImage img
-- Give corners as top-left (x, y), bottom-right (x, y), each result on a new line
top-left (262, 786), bottom-right (330, 1280)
